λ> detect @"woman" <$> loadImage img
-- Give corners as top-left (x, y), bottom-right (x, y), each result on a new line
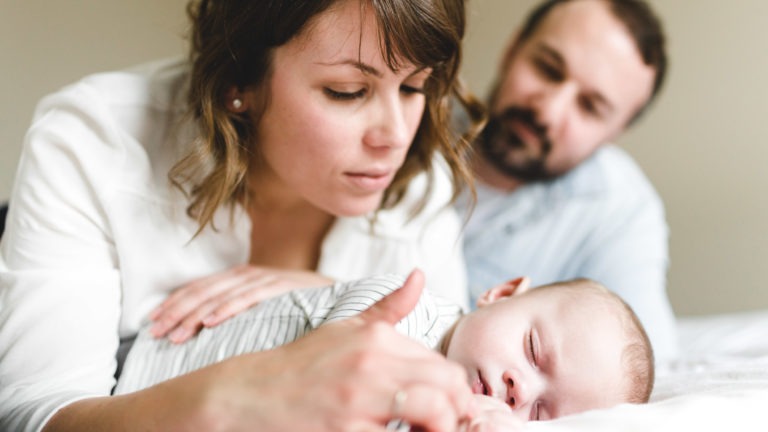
top-left (0, 0), bottom-right (484, 430)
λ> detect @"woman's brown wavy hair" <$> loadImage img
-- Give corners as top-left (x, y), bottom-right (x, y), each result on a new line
top-left (171, 0), bottom-right (485, 234)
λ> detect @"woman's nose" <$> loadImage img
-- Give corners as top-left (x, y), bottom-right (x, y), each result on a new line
top-left (363, 99), bottom-right (412, 150)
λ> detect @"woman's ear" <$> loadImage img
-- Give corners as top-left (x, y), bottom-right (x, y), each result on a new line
top-left (476, 276), bottom-right (531, 308)
top-left (226, 86), bottom-right (249, 113)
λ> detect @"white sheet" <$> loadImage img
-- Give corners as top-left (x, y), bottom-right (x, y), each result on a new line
top-left (524, 309), bottom-right (768, 431)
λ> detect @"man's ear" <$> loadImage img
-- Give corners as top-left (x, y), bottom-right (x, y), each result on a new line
top-left (477, 276), bottom-right (531, 308)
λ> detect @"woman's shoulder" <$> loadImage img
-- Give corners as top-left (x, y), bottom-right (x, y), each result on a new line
top-left (22, 57), bottom-right (195, 202)
top-left (34, 57), bottom-right (189, 120)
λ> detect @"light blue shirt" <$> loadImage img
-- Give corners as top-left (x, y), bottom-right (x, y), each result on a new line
top-left (457, 146), bottom-right (679, 361)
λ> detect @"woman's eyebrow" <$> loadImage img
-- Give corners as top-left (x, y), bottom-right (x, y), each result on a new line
top-left (407, 66), bottom-right (431, 79)
top-left (316, 59), bottom-right (383, 77)
top-left (316, 60), bottom-right (429, 79)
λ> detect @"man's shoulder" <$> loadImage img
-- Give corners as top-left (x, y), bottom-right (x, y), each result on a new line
top-left (555, 145), bottom-right (660, 200)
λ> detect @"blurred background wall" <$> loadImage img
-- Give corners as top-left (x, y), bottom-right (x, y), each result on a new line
top-left (0, 0), bottom-right (188, 204)
top-left (2, 0), bottom-right (767, 316)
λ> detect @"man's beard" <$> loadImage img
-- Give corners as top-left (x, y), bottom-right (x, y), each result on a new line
top-left (478, 107), bottom-right (556, 182)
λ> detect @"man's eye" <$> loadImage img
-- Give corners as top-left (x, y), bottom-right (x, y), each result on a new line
top-left (579, 96), bottom-right (601, 117)
top-left (534, 59), bottom-right (563, 81)
top-left (324, 88), bottom-right (366, 100)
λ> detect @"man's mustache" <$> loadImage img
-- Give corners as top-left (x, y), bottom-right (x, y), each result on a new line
top-left (497, 107), bottom-right (548, 141)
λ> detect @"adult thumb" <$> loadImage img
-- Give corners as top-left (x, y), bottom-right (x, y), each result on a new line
top-left (359, 269), bottom-right (425, 325)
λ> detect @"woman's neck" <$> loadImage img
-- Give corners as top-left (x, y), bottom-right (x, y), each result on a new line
top-left (247, 199), bottom-right (336, 271)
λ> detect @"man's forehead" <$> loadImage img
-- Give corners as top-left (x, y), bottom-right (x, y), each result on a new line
top-left (525, 0), bottom-right (654, 120)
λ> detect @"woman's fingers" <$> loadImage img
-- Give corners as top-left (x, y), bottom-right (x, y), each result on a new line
top-left (387, 384), bottom-right (467, 432)
top-left (151, 265), bottom-right (249, 318)
top-left (461, 395), bottom-right (523, 432)
top-left (163, 275), bottom-right (280, 343)
top-left (293, 328), bottom-right (472, 431)
top-left (149, 265), bottom-right (252, 337)
top-left (199, 273), bottom-right (293, 327)
top-left (358, 269), bottom-right (425, 325)
top-left (150, 265), bottom-right (333, 343)
top-left (304, 319), bottom-right (473, 428)
top-left (185, 308), bottom-right (473, 432)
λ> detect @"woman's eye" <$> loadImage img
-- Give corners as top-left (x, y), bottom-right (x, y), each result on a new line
top-left (400, 84), bottom-right (425, 95)
top-left (324, 87), bottom-right (366, 100)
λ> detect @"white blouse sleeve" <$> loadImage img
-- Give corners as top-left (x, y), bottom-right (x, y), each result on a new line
top-left (0, 83), bottom-right (125, 432)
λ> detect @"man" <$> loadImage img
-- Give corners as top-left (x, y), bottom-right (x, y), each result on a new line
top-left (457, 0), bottom-right (678, 361)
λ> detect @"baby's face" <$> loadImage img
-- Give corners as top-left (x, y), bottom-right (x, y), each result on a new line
top-left (443, 286), bottom-right (628, 421)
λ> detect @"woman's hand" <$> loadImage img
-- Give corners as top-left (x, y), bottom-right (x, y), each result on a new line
top-left (46, 270), bottom-right (474, 432)
top-left (149, 264), bottom-right (334, 343)
top-left (459, 395), bottom-right (524, 432)
top-left (202, 270), bottom-right (474, 431)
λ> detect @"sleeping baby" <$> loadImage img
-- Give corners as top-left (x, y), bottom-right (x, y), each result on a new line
top-left (115, 271), bottom-right (654, 429)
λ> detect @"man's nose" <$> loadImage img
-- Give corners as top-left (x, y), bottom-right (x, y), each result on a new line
top-left (533, 82), bottom-right (577, 132)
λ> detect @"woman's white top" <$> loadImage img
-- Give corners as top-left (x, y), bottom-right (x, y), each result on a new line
top-left (0, 58), bottom-right (466, 432)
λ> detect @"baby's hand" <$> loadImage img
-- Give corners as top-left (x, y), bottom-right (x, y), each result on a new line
top-left (460, 395), bottom-right (524, 432)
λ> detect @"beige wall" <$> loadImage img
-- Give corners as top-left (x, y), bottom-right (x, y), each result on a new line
top-left (0, 0), bottom-right (188, 201)
top-left (2, 1), bottom-right (767, 315)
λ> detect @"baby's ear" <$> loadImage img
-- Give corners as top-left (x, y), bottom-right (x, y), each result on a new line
top-left (477, 277), bottom-right (531, 307)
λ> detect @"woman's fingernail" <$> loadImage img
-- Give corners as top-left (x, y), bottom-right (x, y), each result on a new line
top-left (150, 323), bottom-right (166, 338)
top-left (202, 313), bottom-right (217, 327)
top-left (168, 328), bottom-right (189, 343)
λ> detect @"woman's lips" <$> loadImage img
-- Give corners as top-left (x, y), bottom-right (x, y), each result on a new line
top-left (344, 170), bottom-right (394, 193)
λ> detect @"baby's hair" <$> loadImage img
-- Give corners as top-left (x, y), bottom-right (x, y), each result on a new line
top-left (538, 278), bottom-right (655, 403)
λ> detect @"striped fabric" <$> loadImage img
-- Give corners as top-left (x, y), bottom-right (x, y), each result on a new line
top-left (115, 274), bottom-right (463, 394)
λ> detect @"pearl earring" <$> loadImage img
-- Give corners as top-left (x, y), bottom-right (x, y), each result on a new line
top-left (232, 98), bottom-right (243, 109)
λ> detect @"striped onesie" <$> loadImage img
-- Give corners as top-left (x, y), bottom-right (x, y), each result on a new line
top-left (115, 274), bottom-right (463, 395)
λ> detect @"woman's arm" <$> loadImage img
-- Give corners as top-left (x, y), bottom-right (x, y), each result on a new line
top-left (45, 271), bottom-right (475, 432)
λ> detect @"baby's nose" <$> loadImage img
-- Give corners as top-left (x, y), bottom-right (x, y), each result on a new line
top-left (502, 368), bottom-right (537, 410)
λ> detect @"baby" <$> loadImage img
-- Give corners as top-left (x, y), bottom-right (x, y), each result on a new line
top-left (115, 271), bottom-right (653, 425)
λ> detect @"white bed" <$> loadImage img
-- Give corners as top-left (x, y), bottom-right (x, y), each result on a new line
top-left (525, 309), bottom-right (768, 431)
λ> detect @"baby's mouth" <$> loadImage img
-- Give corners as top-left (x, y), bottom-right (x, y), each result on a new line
top-left (472, 370), bottom-right (491, 396)
top-left (481, 373), bottom-right (491, 396)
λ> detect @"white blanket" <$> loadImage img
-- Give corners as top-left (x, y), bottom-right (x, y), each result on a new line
top-left (525, 309), bottom-right (768, 431)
